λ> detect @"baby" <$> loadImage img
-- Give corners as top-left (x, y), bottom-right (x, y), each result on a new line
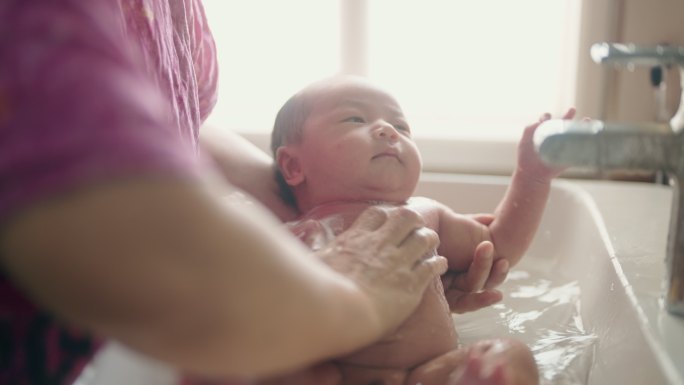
top-left (270, 75), bottom-right (573, 385)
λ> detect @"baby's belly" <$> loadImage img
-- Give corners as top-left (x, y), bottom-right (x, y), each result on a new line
top-left (338, 277), bottom-right (458, 369)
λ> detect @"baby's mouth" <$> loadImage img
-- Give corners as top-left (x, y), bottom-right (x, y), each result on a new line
top-left (372, 149), bottom-right (400, 160)
top-left (372, 153), bottom-right (400, 162)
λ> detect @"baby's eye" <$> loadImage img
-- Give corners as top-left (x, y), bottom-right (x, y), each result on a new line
top-left (343, 116), bottom-right (366, 123)
top-left (394, 124), bottom-right (411, 135)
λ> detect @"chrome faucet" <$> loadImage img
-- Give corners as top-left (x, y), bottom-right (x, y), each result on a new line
top-left (535, 42), bottom-right (684, 316)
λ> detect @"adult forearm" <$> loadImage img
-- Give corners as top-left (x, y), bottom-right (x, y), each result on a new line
top-left (199, 129), bottom-right (298, 222)
top-left (0, 179), bottom-right (379, 378)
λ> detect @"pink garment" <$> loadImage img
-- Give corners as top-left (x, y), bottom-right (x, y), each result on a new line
top-left (0, 0), bottom-right (218, 383)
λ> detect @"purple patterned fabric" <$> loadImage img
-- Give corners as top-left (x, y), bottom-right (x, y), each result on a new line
top-left (0, 0), bottom-right (218, 383)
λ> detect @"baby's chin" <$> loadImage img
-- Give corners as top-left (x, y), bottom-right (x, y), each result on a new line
top-left (357, 189), bottom-right (413, 205)
top-left (363, 176), bottom-right (419, 202)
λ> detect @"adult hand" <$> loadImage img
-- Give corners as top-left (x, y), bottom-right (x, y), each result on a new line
top-left (441, 240), bottom-right (508, 313)
top-left (316, 206), bottom-right (448, 335)
top-left (248, 208), bottom-right (444, 385)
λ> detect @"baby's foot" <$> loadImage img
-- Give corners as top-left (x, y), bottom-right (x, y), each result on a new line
top-left (448, 339), bottom-right (538, 385)
top-left (446, 350), bottom-right (509, 385)
top-left (404, 339), bottom-right (537, 385)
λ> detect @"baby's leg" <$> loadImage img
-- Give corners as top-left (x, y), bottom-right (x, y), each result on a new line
top-left (404, 339), bottom-right (539, 385)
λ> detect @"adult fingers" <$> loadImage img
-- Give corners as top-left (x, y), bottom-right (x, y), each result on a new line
top-left (450, 241), bottom-right (494, 292)
top-left (469, 213), bottom-right (496, 226)
top-left (467, 241), bottom-right (494, 290)
top-left (348, 206), bottom-right (389, 232)
top-left (349, 207), bottom-right (427, 247)
top-left (319, 208), bottom-right (444, 335)
top-left (413, 255), bottom-right (448, 282)
top-left (483, 258), bottom-right (509, 290)
top-left (400, 227), bottom-right (440, 261)
top-left (383, 207), bottom-right (428, 246)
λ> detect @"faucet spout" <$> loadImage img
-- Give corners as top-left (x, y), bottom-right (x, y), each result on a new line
top-left (536, 119), bottom-right (684, 315)
top-left (538, 42), bottom-right (684, 316)
top-left (535, 120), bottom-right (677, 171)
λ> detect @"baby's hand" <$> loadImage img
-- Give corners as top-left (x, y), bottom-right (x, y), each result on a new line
top-left (517, 107), bottom-right (576, 182)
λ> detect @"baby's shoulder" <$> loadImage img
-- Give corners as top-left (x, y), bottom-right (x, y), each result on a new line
top-left (406, 196), bottom-right (445, 211)
top-left (406, 196), bottom-right (448, 230)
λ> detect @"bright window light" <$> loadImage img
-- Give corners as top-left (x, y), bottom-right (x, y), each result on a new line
top-left (202, 1), bottom-right (580, 141)
top-left (202, 0), bottom-right (339, 134)
top-left (367, 0), bottom-right (580, 140)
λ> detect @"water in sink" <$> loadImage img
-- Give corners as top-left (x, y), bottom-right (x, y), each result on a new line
top-left (416, 173), bottom-right (672, 385)
top-left (456, 260), bottom-right (598, 385)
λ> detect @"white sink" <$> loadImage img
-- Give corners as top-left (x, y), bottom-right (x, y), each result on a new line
top-left (415, 173), bottom-right (682, 385)
top-left (77, 173), bottom-right (684, 385)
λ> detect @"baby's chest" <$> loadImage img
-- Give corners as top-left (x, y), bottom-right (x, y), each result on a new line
top-left (405, 197), bottom-right (443, 231)
top-left (287, 199), bottom-right (444, 250)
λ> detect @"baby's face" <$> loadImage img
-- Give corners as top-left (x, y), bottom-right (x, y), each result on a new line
top-left (294, 78), bottom-right (422, 205)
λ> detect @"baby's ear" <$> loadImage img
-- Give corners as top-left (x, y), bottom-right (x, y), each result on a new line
top-left (276, 146), bottom-right (305, 186)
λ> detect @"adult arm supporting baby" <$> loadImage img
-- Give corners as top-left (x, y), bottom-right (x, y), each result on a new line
top-left (200, 129), bottom-right (300, 223)
top-left (0, 178), bottom-right (446, 379)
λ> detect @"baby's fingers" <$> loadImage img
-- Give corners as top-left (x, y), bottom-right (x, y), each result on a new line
top-left (538, 112), bottom-right (552, 122)
top-left (562, 107), bottom-right (577, 120)
top-left (540, 107), bottom-right (576, 122)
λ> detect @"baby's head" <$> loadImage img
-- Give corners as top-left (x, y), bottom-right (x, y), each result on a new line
top-left (271, 75), bottom-right (422, 213)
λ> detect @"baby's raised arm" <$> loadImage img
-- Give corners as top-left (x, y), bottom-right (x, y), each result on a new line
top-left (436, 109), bottom-right (575, 269)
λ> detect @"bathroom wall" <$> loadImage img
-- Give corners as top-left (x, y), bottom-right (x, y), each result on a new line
top-left (575, 0), bottom-right (684, 123)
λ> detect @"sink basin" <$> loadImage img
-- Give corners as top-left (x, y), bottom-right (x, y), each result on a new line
top-left (415, 173), bottom-right (682, 385)
top-left (76, 173), bottom-right (684, 385)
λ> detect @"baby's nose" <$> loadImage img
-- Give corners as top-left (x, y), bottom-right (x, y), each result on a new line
top-left (373, 122), bottom-right (399, 141)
